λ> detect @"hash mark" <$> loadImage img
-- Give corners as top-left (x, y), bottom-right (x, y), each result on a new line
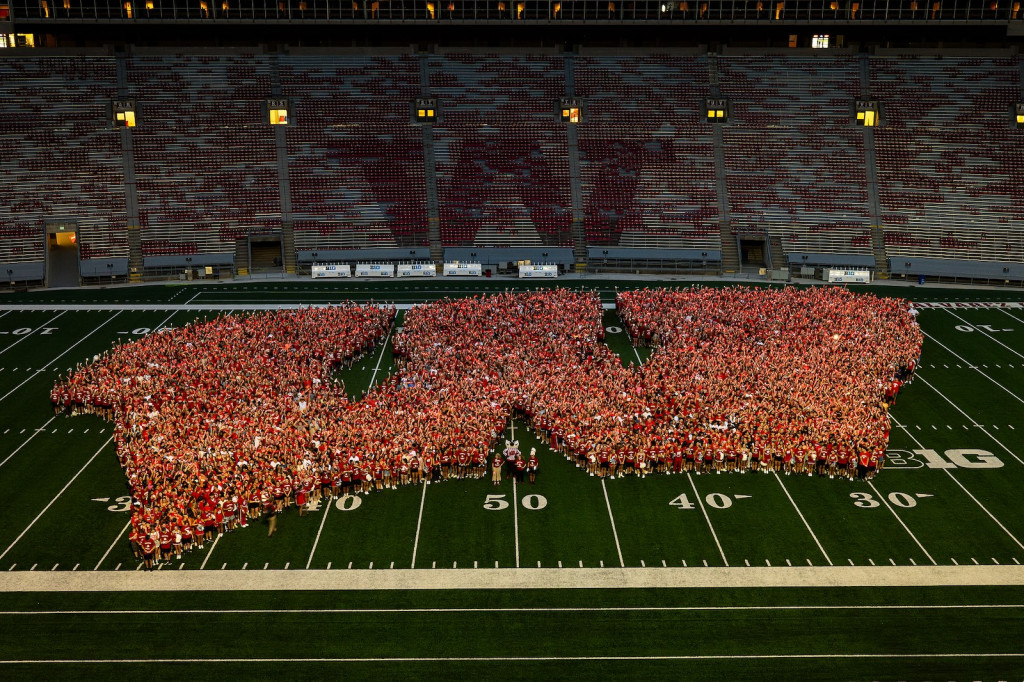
top-left (951, 558), bottom-right (959, 566)
top-left (764, 560), bottom-right (770, 567)
top-left (662, 559), bottom-right (667, 568)
top-left (579, 560), bottom-right (584, 568)
top-left (431, 561), bottom-right (436, 569)
top-left (242, 563), bottom-right (247, 570)
top-left (785, 559), bottom-right (792, 567)
top-left (971, 558), bottom-right (979, 565)
top-left (326, 562), bottom-right (331, 570)
top-left (992, 558), bottom-right (1000, 565)
top-left (221, 563), bottom-right (226, 570)
top-left (599, 561), bottom-right (604, 568)
top-left (347, 562), bottom-right (352, 569)
top-left (744, 559), bottom-right (750, 567)
top-left (868, 558), bottom-right (876, 566)
top-left (264, 563), bottom-right (269, 570)
top-left (910, 558), bottom-right (917, 566)
top-left (51, 564), bottom-right (58, 571)
top-left (640, 560), bottom-right (646, 567)
top-left (392, 561), bottom-right (396, 569)
top-left (1014, 558), bottom-right (1020, 565)
top-left (72, 564), bottom-right (78, 571)
top-left (807, 559), bottom-right (813, 566)
top-left (682, 560), bottom-right (687, 567)
top-left (889, 558), bottom-right (896, 566)
top-left (114, 563), bottom-right (120, 571)
top-left (848, 559), bottom-right (854, 566)
top-left (558, 561), bottom-right (563, 568)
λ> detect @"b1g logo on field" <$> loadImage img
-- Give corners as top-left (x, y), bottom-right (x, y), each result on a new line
top-left (885, 448), bottom-right (1003, 470)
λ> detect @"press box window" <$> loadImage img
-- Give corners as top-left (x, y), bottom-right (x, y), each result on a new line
top-left (113, 100), bottom-right (137, 128)
top-left (267, 99), bottom-right (290, 126)
top-left (558, 97), bottom-right (583, 124)
top-left (705, 98), bottom-right (728, 123)
top-left (414, 98), bottom-right (438, 123)
top-left (855, 100), bottom-right (879, 127)
top-left (1015, 103), bottom-right (1024, 129)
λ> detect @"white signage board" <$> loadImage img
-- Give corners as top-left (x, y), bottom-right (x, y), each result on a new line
top-left (519, 264), bottom-right (558, 279)
top-left (355, 263), bottom-right (395, 278)
top-left (826, 269), bottom-right (871, 284)
top-left (311, 264), bottom-right (351, 279)
top-left (397, 263), bottom-right (437, 277)
top-left (442, 262), bottom-right (483, 277)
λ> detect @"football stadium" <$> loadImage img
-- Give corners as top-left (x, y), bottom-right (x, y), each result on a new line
top-left (2, 5), bottom-right (1024, 678)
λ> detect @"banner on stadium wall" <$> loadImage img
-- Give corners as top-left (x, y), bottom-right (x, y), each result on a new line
top-left (397, 263), bottom-right (437, 278)
top-left (519, 264), bottom-right (558, 279)
top-left (826, 269), bottom-right (871, 284)
top-left (355, 263), bottom-right (395, 278)
top-left (311, 264), bottom-right (351, 279)
top-left (442, 262), bottom-right (483, 277)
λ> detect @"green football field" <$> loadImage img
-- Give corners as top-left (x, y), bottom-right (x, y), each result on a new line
top-left (0, 278), bottom-right (1023, 679)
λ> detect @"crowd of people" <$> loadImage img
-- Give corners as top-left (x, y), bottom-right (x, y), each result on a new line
top-left (54, 285), bottom-right (921, 566)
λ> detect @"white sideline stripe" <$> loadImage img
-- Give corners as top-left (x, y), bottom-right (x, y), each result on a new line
top-left (688, 473), bottom-right (728, 567)
top-left (3, 653), bottom-right (1024, 664)
top-left (919, 329), bottom-right (1024, 405)
top-left (94, 521), bottom-right (132, 571)
top-left (6, 603), bottom-right (1024, 615)
top-left (943, 309), bottom-right (1024, 361)
top-left (0, 415), bottom-right (56, 471)
top-left (773, 474), bottom-right (833, 566)
top-left (866, 480), bottom-right (936, 566)
top-left (600, 479), bottom-right (624, 568)
top-left (3, 565), bottom-right (1024, 592)
top-left (511, 421), bottom-right (520, 569)
top-left (891, 416), bottom-right (1024, 553)
top-left (0, 311), bottom-right (66, 358)
top-left (305, 499), bottom-right (332, 570)
top-left (513, 478), bottom-right (520, 569)
top-left (410, 476), bottom-right (428, 569)
top-left (914, 373), bottom-right (1024, 468)
top-left (0, 436), bottom-right (113, 563)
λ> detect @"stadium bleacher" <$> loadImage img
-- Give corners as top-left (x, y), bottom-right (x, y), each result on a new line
top-left (1, 47), bottom-right (1023, 284)
top-left (718, 52), bottom-right (873, 259)
top-left (575, 52), bottom-right (720, 251)
top-left (0, 54), bottom-right (126, 282)
top-left (871, 52), bottom-right (1024, 265)
top-left (280, 52), bottom-right (430, 252)
top-left (429, 52), bottom-right (573, 248)
top-left (126, 51), bottom-right (281, 261)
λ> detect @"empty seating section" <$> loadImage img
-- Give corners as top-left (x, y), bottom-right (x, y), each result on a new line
top-left (871, 55), bottom-right (1024, 262)
top-left (429, 54), bottom-right (572, 247)
top-left (127, 53), bottom-right (280, 256)
top-left (0, 56), bottom-right (126, 265)
top-left (279, 54), bottom-right (428, 250)
top-left (718, 55), bottom-right (872, 256)
top-left (574, 55), bottom-right (718, 251)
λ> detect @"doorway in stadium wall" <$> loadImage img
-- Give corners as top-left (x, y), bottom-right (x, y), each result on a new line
top-left (248, 233), bottom-right (284, 275)
top-left (738, 237), bottom-right (768, 270)
top-left (45, 221), bottom-right (80, 288)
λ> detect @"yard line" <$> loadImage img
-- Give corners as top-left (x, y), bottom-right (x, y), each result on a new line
top-left (94, 520), bottom-right (132, 571)
top-left (0, 436), bottom-right (113, 563)
top-left (866, 480), bottom-right (936, 566)
top-left (3, 653), bottom-right (1024, 664)
top-left (305, 497), bottom-right (333, 569)
top-left (773, 474), bottom-right (832, 566)
top-left (687, 473), bottom-right (728, 566)
top-left (409, 478), bottom-right (428, 569)
top-left (943, 309), bottom-right (1024, 361)
top-left (0, 415), bottom-right (56, 471)
top-left (0, 312), bottom-right (66, 358)
top-left (199, 534), bottom-right (221, 570)
top-left (890, 416), bottom-right (1024, 553)
top-left (367, 329), bottom-right (393, 390)
top-left (913, 373), bottom-right (1024, 467)
top-left (513, 477), bottom-right (520, 569)
top-left (0, 311), bottom-right (122, 405)
top-left (918, 329), bottom-right (1024, 405)
top-left (600, 479), bottom-right (624, 568)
